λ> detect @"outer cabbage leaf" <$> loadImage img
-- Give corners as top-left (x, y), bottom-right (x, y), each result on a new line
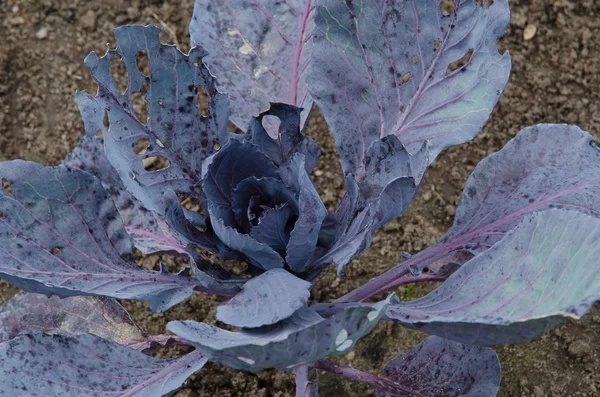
top-left (78, 25), bottom-right (229, 214)
top-left (308, 0), bottom-right (511, 177)
top-left (217, 268), bottom-right (311, 328)
top-left (387, 210), bottom-right (600, 345)
top-left (376, 336), bottom-right (500, 397)
top-left (65, 135), bottom-right (185, 255)
top-left (0, 161), bottom-right (199, 312)
top-left (341, 124), bottom-right (600, 302)
top-left (0, 333), bottom-right (207, 397)
top-left (168, 296), bottom-right (391, 371)
top-left (190, 0), bottom-right (315, 134)
top-left (0, 293), bottom-right (143, 344)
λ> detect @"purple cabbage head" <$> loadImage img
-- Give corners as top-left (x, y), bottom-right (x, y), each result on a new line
top-left (1, 1), bottom-right (599, 396)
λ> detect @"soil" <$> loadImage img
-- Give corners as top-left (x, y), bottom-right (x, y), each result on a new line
top-left (1, 0), bottom-right (600, 396)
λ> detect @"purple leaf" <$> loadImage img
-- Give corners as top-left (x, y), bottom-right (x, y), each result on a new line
top-left (387, 209), bottom-right (600, 345)
top-left (162, 190), bottom-right (225, 255)
top-left (190, 0), bottom-right (315, 134)
top-left (0, 161), bottom-right (198, 312)
top-left (340, 124), bottom-right (600, 303)
top-left (210, 215), bottom-right (285, 270)
top-left (309, 207), bottom-right (374, 278)
top-left (437, 124), bottom-right (600, 258)
top-left (295, 365), bottom-right (319, 397)
top-left (247, 103), bottom-right (321, 173)
top-left (250, 204), bottom-right (295, 257)
top-left (78, 25), bottom-right (229, 214)
top-left (217, 268), bottom-right (311, 328)
top-left (0, 333), bottom-right (207, 397)
top-left (377, 336), bottom-right (500, 397)
top-left (168, 296), bottom-right (391, 371)
top-left (308, 0), bottom-right (511, 177)
top-left (0, 293), bottom-right (144, 344)
top-left (279, 154), bottom-right (327, 273)
top-left (65, 135), bottom-right (186, 255)
top-left (204, 139), bottom-right (278, 225)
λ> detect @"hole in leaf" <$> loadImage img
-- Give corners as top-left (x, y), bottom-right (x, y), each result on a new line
top-left (228, 121), bottom-right (244, 135)
top-left (213, 143), bottom-right (221, 151)
top-left (411, 56), bottom-right (418, 64)
top-left (131, 82), bottom-right (149, 123)
top-left (132, 138), bottom-right (150, 155)
top-left (402, 72), bottom-right (412, 84)
top-left (440, 0), bottom-right (455, 16)
top-left (262, 115), bottom-right (282, 139)
top-left (103, 109), bottom-right (110, 131)
top-left (110, 55), bottom-right (129, 95)
top-left (95, 129), bottom-right (103, 137)
top-left (423, 267), bottom-right (430, 273)
top-left (143, 156), bottom-right (170, 172)
top-left (180, 196), bottom-right (206, 215)
top-left (434, 39), bottom-right (441, 51)
top-left (196, 86), bottom-right (209, 117)
top-left (0, 210), bottom-right (4, 219)
top-left (158, 97), bottom-right (164, 106)
top-left (446, 48), bottom-right (474, 73)
top-left (136, 50), bottom-right (150, 77)
top-left (51, 247), bottom-right (61, 255)
top-left (2, 179), bottom-right (14, 195)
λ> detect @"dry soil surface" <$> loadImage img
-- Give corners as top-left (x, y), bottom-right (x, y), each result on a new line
top-left (1, 0), bottom-right (600, 396)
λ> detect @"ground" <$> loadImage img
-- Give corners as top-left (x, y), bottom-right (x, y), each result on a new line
top-left (1, 0), bottom-right (600, 396)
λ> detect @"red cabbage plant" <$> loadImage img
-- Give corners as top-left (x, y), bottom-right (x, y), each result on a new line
top-left (1, 1), bottom-right (599, 396)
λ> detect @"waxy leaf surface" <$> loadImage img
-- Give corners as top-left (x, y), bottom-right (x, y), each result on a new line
top-left (246, 103), bottom-right (320, 173)
top-left (278, 154), bottom-right (327, 272)
top-left (0, 162), bottom-right (198, 312)
top-left (308, 0), bottom-right (511, 176)
top-left (377, 336), bottom-right (500, 397)
top-left (190, 0), bottom-right (315, 133)
top-left (78, 25), bottom-right (229, 214)
top-left (387, 210), bottom-right (600, 345)
top-left (217, 268), bottom-right (311, 328)
top-left (65, 136), bottom-right (185, 255)
top-left (0, 334), bottom-right (207, 397)
top-left (437, 124), bottom-right (600, 257)
top-left (168, 297), bottom-right (390, 371)
top-left (0, 293), bottom-right (143, 344)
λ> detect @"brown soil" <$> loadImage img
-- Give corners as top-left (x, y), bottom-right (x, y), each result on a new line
top-left (2, 0), bottom-right (600, 396)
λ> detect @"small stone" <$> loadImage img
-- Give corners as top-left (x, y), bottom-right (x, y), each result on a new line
top-left (346, 351), bottom-right (356, 360)
top-left (11, 4), bottom-right (19, 13)
top-left (533, 386), bottom-right (544, 397)
top-left (523, 25), bottom-right (537, 41)
top-left (81, 10), bottom-right (97, 30)
top-left (35, 27), bottom-right (49, 40)
top-left (314, 169), bottom-right (324, 176)
top-left (422, 190), bottom-right (432, 202)
top-left (568, 340), bottom-right (590, 358)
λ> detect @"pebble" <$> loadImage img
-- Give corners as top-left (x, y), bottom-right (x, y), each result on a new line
top-left (568, 340), bottom-right (590, 358)
top-left (524, 25), bottom-right (537, 41)
top-left (35, 27), bottom-right (49, 40)
top-left (533, 385), bottom-right (545, 397)
top-left (81, 10), bottom-right (97, 30)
